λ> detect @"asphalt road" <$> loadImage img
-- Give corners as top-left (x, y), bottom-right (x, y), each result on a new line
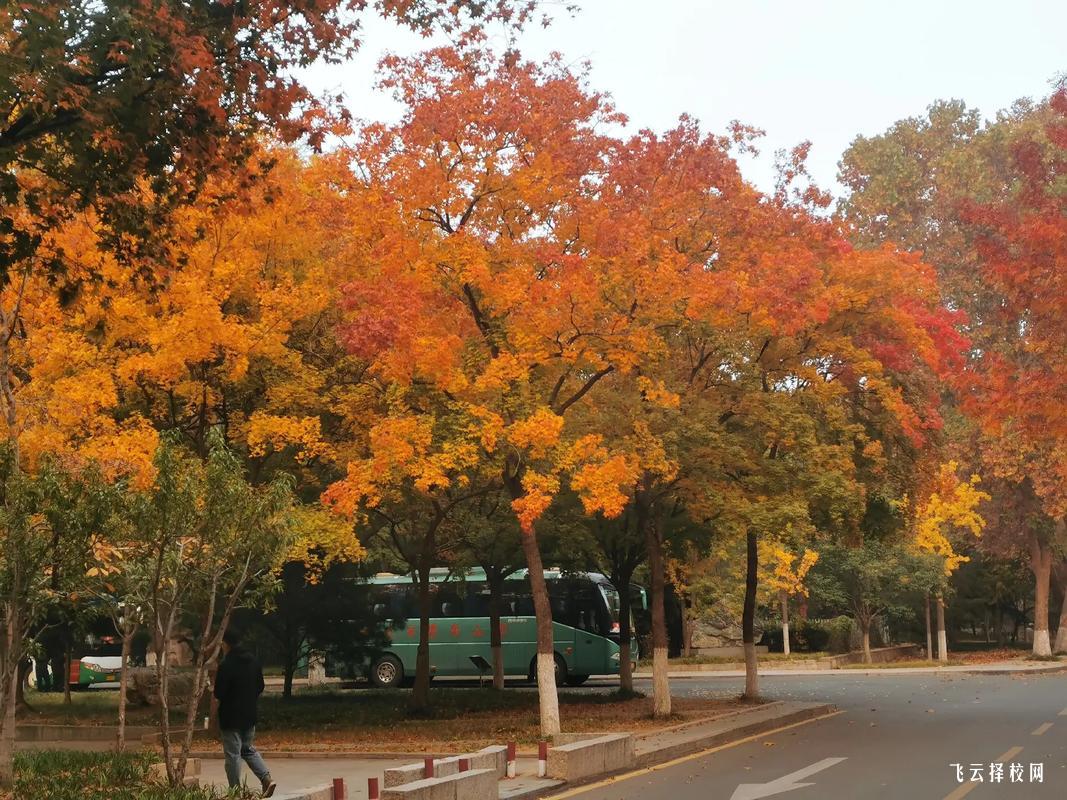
top-left (551, 672), bottom-right (1067, 800)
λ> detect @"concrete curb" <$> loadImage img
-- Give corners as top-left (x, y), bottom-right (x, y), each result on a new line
top-left (632, 703), bottom-right (836, 768)
top-left (632, 661), bottom-right (1067, 678)
top-left (187, 750), bottom-right (449, 760)
top-left (493, 704), bottom-right (838, 799)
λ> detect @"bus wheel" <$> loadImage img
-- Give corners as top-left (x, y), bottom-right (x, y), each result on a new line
top-left (369, 655), bottom-right (404, 688)
top-left (565, 674), bottom-right (589, 687)
top-left (529, 654), bottom-right (567, 686)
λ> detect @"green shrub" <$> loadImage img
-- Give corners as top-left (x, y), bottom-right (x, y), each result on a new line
top-left (13, 751), bottom-right (256, 800)
top-left (797, 616), bottom-right (853, 654)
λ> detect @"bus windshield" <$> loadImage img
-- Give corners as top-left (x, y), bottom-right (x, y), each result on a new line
top-left (599, 583), bottom-right (621, 634)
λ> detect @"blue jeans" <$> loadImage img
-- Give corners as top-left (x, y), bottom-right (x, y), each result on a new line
top-left (221, 727), bottom-right (271, 788)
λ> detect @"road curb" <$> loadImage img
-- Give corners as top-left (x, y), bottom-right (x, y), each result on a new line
top-left (632, 703), bottom-right (837, 768)
top-left (186, 750), bottom-right (447, 760)
top-left (498, 703), bottom-right (840, 800)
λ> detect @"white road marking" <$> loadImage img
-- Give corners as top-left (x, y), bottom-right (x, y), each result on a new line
top-left (729, 757), bottom-right (847, 800)
top-left (1032, 722), bottom-right (1053, 736)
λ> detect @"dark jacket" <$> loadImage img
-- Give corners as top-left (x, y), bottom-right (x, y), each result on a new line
top-left (214, 647), bottom-right (265, 731)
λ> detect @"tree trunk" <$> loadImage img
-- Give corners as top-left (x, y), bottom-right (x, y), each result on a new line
top-left (14, 660), bottom-right (29, 712)
top-left (520, 528), bottom-right (560, 735)
top-left (0, 600), bottom-right (22, 789)
top-left (742, 530), bottom-right (759, 701)
top-left (63, 642), bottom-right (73, 705)
top-left (1055, 572), bottom-right (1067, 654)
top-left (616, 571), bottom-right (634, 694)
top-left (924, 594), bottom-right (933, 660)
top-left (1029, 532), bottom-right (1053, 657)
top-left (936, 595), bottom-right (948, 663)
top-left (780, 590), bottom-right (790, 656)
top-left (411, 562), bottom-right (433, 712)
top-left (116, 627), bottom-right (134, 751)
top-left (643, 506), bottom-right (671, 717)
top-left (488, 572), bottom-right (505, 690)
top-left (282, 658), bottom-right (295, 700)
top-left (861, 621), bottom-right (872, 664)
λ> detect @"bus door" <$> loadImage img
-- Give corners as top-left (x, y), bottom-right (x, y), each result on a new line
top-left (568, 581), bottom-right (608, 675)
top-left (430, 585), bottom-right (465, 674)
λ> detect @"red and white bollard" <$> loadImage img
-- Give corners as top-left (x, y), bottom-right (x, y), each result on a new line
top-left (459, 758), bottom-right (470, 773)
top-left (367, 777), bottom-right (380, 800)
top-left (332, 778), bottom-right (346, 800)
top-left (424, 756), bottom-right (435, 779)
top-left (537, 741), bottom-right (548, 778)
top-left (506, 742), bottom-right (517, 779)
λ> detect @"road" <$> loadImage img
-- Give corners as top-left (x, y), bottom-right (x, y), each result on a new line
top-left (552, 672), bottom-right (1067, 799)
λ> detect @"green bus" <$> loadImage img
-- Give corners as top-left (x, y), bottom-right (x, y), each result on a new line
top-left (358, 568), bottom-right (634, 688)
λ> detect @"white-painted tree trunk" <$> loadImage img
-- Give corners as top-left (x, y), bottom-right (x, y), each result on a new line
top-left (924, 594), bottom-right (933, 660)
top-left (1054, 576), bottom-right (1067, 654)
top-left (1030, 533), bottom-right (1053, 657)
top-left (936, 596), bottom-right (948, 663)
top-left (535, 651), bottom-right (560, 733)
top-left (743, 641), bottom-right (758, 699)
top-left (780, 591), bottom-right (790, 656)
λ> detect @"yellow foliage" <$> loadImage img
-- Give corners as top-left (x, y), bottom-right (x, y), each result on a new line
top-left (912, 461), bottom-right (991, 575)
top-left (511, 471), bottom-right (560, 534)
top-left (506, 408), bottom-right (565, 458)
top-left (287, 504), bottom-right (366, 582)
top-left (247, 412), bottom-right (332, 464)
top-left (760, 542), bottom-right (819, 597)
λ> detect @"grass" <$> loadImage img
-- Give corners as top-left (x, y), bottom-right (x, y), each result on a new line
top-left (19, 687), bottom-right (744, 753)
top-left (637, 652), bottom-right (830, 667)
top-left (7, 751), bottom-right (255, 800)
top-left (20, 690), bottom-right (183, 727)
top-left (253, 688), bottom-right (745, 751)
top-left (840, 659), bottom-right (964, 669)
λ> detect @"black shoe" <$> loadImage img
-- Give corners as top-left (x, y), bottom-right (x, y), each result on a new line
top-left (261, 778), bottom-right (277, 797)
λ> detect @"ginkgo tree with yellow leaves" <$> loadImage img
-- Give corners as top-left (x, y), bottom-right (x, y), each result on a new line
top-left (911, 461), bottom-right (990, 661)
top-left (761, 542), bottom-right (819, 657)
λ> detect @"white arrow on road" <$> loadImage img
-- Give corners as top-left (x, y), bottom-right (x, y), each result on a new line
top-left (729, 757), bottom-right (847, 800)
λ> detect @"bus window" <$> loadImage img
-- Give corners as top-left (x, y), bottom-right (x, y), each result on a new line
top-left (501, 581), bottom-right (534, 615)
top-left (435, 587), bottom-right (464, 618)
top-left (464, 581), bottom-right (490, 616)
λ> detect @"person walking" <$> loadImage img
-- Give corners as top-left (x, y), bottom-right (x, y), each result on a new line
top-left (214, 628), bottom-right (276, 797)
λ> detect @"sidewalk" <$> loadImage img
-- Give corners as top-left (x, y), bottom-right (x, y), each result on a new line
top-left (632, 659), bottom-right (1067, 678)
top-left (201, 755), bottom-right (559, 799)
top-left (199, 701), bottom-right (834, 799)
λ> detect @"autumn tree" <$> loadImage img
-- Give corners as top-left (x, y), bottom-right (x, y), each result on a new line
top-left (329, 48), bottom-right (652, 735)
top-left (0, 0), bottom-right (541, 285)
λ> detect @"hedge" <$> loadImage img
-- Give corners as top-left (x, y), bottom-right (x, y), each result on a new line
top-left (11, 751), bottom-right (256, 800)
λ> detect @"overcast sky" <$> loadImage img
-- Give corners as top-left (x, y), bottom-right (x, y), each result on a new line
top-left (300, 0), bottom-right (1066, 196)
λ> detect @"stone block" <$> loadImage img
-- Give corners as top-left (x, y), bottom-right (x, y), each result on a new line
top-left (382, 769), bottom-right (496, 800)
top-left (548, 733), bottom-right (634, 782)
top-left (469, 745), bottom-right (507, 778)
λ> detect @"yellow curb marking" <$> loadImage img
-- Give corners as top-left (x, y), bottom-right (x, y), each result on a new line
top-left (1031, 722), bottom-right (1052, 736)
top-left (541, 710), bottom-right (843, 799)
top-left (942, 746), bottom-right (1023, 800)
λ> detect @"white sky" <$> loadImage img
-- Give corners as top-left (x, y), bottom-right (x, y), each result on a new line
top-left (300, 0), bottom-right (1066, 196)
